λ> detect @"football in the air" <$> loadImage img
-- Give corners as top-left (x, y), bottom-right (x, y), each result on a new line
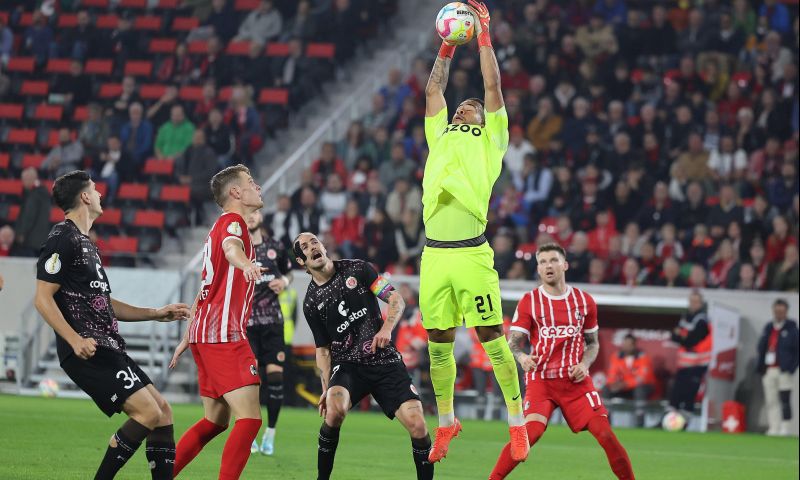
top-left (38, 378), bottom-right (60, 398)
top-left (435, 2), bottom-right (475, 46)
top-left (661, 410), bottom-right (687, 432)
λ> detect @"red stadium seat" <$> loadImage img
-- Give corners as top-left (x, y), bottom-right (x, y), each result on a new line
top-left (134, 16), bottom-right (162, 31)
top-left (149, 38), bottom-right (177, 55)
top-left (0, 12), bottom-right (7, 25)
top-left (140, 84), bottom-right (168, 100)
top-left (85, 59), bottom-right (113, 76)
top-left (21, 154), bottom-right (46, 170)
top-left (188, 40), bottom-right (209, 55)
top-left (0, 179), bottom-right (23, 196)
top-left (5, 129), bottom-right (37, 146)
top-left (99, 83), bottom-right (123, 99)
top-left (258, 88), bottom-right (289, 105)
top-left (143, 158), bottom-right (175, 176)
top-left (95, 14), bottom-right (119, 29)
top-left (235, 0), bottom-right (260, 9)
top-left (0, 103), bottom-right (24, 121)
top-left (46, 59), bottom-right (73, 74)
top-left (18, 13), bottom-right (34, 28)
top-left (50, 207), bottom-right (64, 223)
top-left (266, 42), bottom-right (289, 57)
top-left (6, 57), bottom-right (35, 74)
top-left (105, 236), bottom-right (139, 254)
top-left (57, 14), bottom-right (79, 28)
top-left (172, 17), bottom-right (200, 31)
top-left (95, 182), bottom-right (108, 198)
top-left (160, 185), bottom-right (190, 203)
top-left (133, 209), bottom-right (166, 228)
top-left (95, 208), bottom-right (122, 226)
top-left (117, 183), bottom-right (149, 202)
top-left (20, 81), bottom-right (49, 97)
top-left (305, 43), bottom-right (335, 58)
top-left (225, 40), bottom-right (252, 56)
top-left (157, 0), bottom-right (180, 7)
top-left (41, 180), bottom-right (54, 193)
top-left (33, 105), bottom-right (63, 122)
top-left (0, 153), bottom-right (9, 170)
top-left (45, 130), bottom-right (77, 148)
top-left (120, 0), bottom-right (147, 7)
top-left (73, 106), bottom-right (89, 122)
top-left (124, 61), bottom-right (153, 77)
top-left (5, 205), bottom-right (20, 222)
top-left (218, 86), bottom-right (233, 102)
top-left (81, 0), bottom-right (110, 6)
top-left (178, 85), bottom-right (204, 102)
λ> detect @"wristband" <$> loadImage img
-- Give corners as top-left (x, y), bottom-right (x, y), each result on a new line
top-left (477, 29), bottom-right (492, 49)
top-left (438, 42), bottom-right (456, 59)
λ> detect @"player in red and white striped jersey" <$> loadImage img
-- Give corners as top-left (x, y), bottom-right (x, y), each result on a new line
top-left (169, 165), bottom-right (265, 479)
top-left (489, 243), bottom-right (635, 480)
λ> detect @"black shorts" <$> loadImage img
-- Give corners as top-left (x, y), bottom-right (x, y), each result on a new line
top-left (61, 348), bottom-right (152, 417)
top-left (247, 324), bottom-right (285, 367)
top-left (329, 362), bottom-right (420, 419)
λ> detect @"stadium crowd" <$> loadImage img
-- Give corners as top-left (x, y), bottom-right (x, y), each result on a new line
top-left (264, 0), bottom-right (799, 292)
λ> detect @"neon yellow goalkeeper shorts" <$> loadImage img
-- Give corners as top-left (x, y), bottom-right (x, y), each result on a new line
top-left (419, 241), bottom-right (503, 331)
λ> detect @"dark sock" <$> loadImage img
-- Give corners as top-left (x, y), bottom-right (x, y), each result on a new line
top-left (95, 419), bottom-right (152, 480)
top-left (266, 372), bottom-right (284, 429)
top-left (411, 435), bottom-right (434, 480)
top-left (317, 423), bottom-right (340, 480)
top-left (779, 390), bottom-right (792, 420)
top-left (146, 425), bottom-right (175, 480)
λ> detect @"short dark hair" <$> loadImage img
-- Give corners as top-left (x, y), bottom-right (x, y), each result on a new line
top-left (624, 333), bottom-right (636, 342)
top-left (292, 231), bottom-right (315, 261)
top-left (210, 164), bottom-right (250, 207)
top-left (464, 97), bottom-right (485, 109)
top-left (536, 243), bottom-right (567, 260)
top-left (52, 170), bottom-right (91, 212)
top-left (774, 299), bottom-right (789, 309)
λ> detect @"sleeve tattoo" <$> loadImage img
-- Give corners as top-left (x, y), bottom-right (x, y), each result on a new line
top-left (581, 331), bottom-right (599, 368)
top-left (508, 330), bottom-right (529, 363)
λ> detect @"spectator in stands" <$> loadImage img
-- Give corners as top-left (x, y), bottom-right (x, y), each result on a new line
top-left (193, 81), bottom-right (220, 121)
top-left (710, 10), bottom-right (746, 57)
top-left (658, 257), bottom-right (687, 287)
top-left (656, 223), bottom-right (685, 260)
top-left (767, 161), bottom-right (798, 212)
top-left (526, 97), bottom-right (562, 151)
top-left (604, 334), bottom-right (656, 426)
top-left (53, 60), bottom-right (93, 107)
top-left (94, 136), bottom-right (127, 202)
top-left (768, 244), bottom-right (800, 291)
top-left (327, 0), bottom-right (360, 62)
top-left (107, 14), bottom-right (140, 65)
top-left (0, 16), bottom-right (13, 66)
top-left (119, 102), bottom-right (154, 176)
top-left (42, 128), bottom-right (84, 178)
top-left (282, 0), bottom-right (318, 41)
top-left (363, 208), bottom-right (397, 270)
top-left (644, 4), bottom-right (677, 57)
top-left (575, 12), bottom-right (618, 62)
top-left (678, 9), bottom-right (710, 55)
top-left (110, 76), bottom-right (141, 127)
top-left (63, 9), bottom-right (97, 60)
top-left (13, 168), bottom-right (50, 257)
top-left (708, 184), bottom-right (745, 239)
top-left (265, 195), bottom-right (296, 246)
top-left (319, 174), bottom-right (348, 223)
top-left (235, 41), bottom-right (270, 91)
top-left (204, 108), bottom-right (234, 167)
top-left (23, 11), bottom-right (53, 68)
top-left (330, 198), bottom-right (365, 258)
top-left (709, 134), bottom-right (748, 183)
top-left (156, 42), bottom-right (194, 85)
top-left (205, 0), bottom-right (238, 42)
top-left (385, 177), bottom-right (421, 225)
top-left (147, 85), bottom-right (182, 128)
top-left (757, 298), bottom-right (799, 436)
top-left (669, 291), bottom-right (712, 415)
top-left (760, 0), bottom-right (791, 33)
top-left (677, 181), bottom-right (708, 238)
top-left (394, 208), bottom-right (425, 272)
top-left (79, 103), bottom-right (111, 159)
top-left (291, 186), bottom-right (329, 236)
top-left (271, 38), bottom-right (316, 109)
top-left (225, 86), bottom-right (262, 164)
top-left (731, 262), bottom-right (758, 290)
top-left (236, 0), bottom-right (283, 45)
top-left (197, 35), bottom-right (231, 90)
top-left (675, 132), bottom-right (712, 183)
top-left (362, 95), bottom-right (394, 133)
top-left (687, 223), bottom-right (715, 266)
top-left (155, 104), bottom-right (195, 159)
top-left (176, 129), bottom-right (220, 224)
top-left (378, 143), bottom-right (415, 189)
top-left (709, 238), bottom-right (739, 287)
top-left (380, 68), bottom-right (413, 115)
top-left (0, 226), bottom-right (16, 257)
top-left (515, 152), bottom-right (552, 226)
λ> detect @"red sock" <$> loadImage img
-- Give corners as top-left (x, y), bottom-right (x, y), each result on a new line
top-left (489, 422), bottom-right (545, 479)
top-left (174, 418), bottom-right (227, 477)
top-left (587, 417), bottom-right (635, 480)
top-left (219, 418), bottom-right (262, 480)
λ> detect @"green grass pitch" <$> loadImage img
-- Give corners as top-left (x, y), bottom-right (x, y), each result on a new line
top-left (0, 394), bottom-right (797, 479)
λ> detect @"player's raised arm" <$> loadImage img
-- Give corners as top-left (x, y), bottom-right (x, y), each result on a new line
top-left (467, 0), bottom-right (503, 113)
top-left (110, 298), bottom-right (191, 322)
top-left (223, 237), bottom-right (265, 282)
top-left (425, 40), bottom-right (455, 117)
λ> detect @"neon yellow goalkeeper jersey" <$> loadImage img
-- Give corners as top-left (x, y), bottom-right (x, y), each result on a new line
top-left (422, 106), bottom-right (508, 241)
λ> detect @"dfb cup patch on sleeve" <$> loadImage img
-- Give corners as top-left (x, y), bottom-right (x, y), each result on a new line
top-left (45, 253), bottom-right (62, 274)
top-left (227, 222), bottom-right (243, 236)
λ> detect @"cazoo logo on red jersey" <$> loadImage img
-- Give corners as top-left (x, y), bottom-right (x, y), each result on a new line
top-left (539, 325), bottom-right (580, 338)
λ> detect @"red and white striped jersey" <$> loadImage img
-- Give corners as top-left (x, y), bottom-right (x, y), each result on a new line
top-left (510, 285), bottom-right (598, 381)
top-left (190, 212), bottom-right (256, 344)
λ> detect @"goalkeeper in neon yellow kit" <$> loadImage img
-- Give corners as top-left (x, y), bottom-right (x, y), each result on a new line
top-left (422, 0), bottom-right (529, 464)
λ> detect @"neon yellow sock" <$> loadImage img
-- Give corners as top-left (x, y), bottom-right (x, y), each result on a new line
top-left (428, 340), bottom-right (456, 425)
top-left (482, 336), bottom-right (524, 425)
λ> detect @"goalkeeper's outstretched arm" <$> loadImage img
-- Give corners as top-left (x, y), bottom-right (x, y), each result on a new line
top-left (425, 43), bottom-right (454, 117)
top-left (468, 0), bottom-right (504, 113)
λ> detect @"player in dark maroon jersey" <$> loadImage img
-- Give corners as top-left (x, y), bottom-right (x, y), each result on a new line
top-left (169, 164), bottom-right (266, 479)
top-left (489, 243), bottom-right (635, 479)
